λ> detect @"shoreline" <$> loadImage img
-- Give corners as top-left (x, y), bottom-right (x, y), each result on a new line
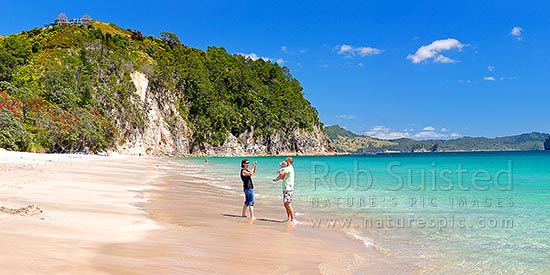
top-left (92, 157), bottom-right (391, 274)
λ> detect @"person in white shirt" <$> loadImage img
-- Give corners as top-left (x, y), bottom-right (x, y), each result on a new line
top-left (273, 157), bottom-right (295, 222)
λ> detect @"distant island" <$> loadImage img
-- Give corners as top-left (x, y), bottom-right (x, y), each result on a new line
top-left (325, 125), bottom-right (550, 154)
top-left (0, 15), bottom-right (333, 156)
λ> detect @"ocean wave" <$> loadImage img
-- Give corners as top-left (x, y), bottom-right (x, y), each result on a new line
top-left (205, 176), bottom-right (226, 181)
top-left (345, 230), bottom-right (375, 249)
top-left (210, 184), bottom-right (234, 190)
top-left (155, 165), bottom-right (174, 170)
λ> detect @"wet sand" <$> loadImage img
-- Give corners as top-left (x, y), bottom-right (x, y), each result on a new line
top-left (94, 160), bottom-right (379, 274)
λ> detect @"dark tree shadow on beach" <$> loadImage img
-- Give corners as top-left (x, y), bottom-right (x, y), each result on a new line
top-left (221, 214), bottom-right (286, 223)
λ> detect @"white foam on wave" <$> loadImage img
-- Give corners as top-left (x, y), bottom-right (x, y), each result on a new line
top-left (205, 176), bottom-right (226, 181)
top-left (212, 184), bottom-right (233, 190)
top-left (156, 165), bottom-right (174, 170)
top-left (345, 230), bottom-right (375, 249)
top-left (132, 197), bottom-right (150, 203)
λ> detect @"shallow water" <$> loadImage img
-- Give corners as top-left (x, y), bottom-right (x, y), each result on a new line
top-left (180, 151), bottom-right (550, 274)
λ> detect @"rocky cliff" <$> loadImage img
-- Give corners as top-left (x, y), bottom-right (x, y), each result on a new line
top-left (118, 71), bottom-right (334, 156)
top-left (206, 124), bottom-right (334, 156)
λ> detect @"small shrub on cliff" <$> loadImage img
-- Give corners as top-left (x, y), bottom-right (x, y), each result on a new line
top-left (0, 109), bottom-right (30, 151)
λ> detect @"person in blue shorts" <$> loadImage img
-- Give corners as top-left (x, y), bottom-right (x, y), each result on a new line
top-left (241, 159), bottom-right (256, 219)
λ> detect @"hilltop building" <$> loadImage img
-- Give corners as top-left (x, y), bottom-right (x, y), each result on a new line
top-left (44, 13), bottom-right (91, 28)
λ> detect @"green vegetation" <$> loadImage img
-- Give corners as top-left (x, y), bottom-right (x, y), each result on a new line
top-left (151, 37), bottom-right (320, 146)
top-left (544, 137), bottom-right (550, 150)
top-left (324, 125), bottom-right (396, 153)
top-left (325, 124), bottom-right (550, 153)
top-left (0, 21), bottom-right (321, 153)
top-left (324, 125), bottom-right (360, 140)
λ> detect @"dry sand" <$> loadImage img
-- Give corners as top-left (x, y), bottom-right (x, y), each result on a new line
top-left (0, 151), bottom-right (161, 274)
top-left (0, 151), bottom-right (390, 274)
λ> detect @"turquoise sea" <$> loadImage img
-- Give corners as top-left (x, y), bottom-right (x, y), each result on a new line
top-left (180, 151), bottom-right (550, 274)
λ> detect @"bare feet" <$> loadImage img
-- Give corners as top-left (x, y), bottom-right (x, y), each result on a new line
top-left (251, 216), bottom-right (257, 220)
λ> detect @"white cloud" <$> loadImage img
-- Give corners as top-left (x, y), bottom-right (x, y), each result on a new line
top-left (510, 26), bottom-right (523, 40)
top-left (237, 53), bottom-right (285, 65)
top-left (423, 126), bottom-right (435, 131)
top-left (365, 125), bottom-right (462, 140)
top-left (413, 131), bottom-right (445, 139)
top-left (434, 55), bottom-right (455, 64)
top-left (281, 46), bottom-right (288, 53)
top-left (336, 114), bottom-right (357, 120)
top-left (365, 126), bottom-right (411, 139)
top-left (371, 126), bottom-right (388, 131)
top-left (337, 44), bottom-right (384, 57)
top-left (357, 47), bottom-right (383, 56)
top-left (338, 44), bottom-right (353, 54)
top-left (487, 66), bottom-right (495, 72)
top-left (484, 76), bottom-right (496, 81)
top-left (238, 53), bottom-right (269, 61)
top-left (407, 38), bottom-right (465, 64)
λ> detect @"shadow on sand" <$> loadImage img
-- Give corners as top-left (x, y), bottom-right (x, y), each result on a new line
top-left (222, 213), bottom-right (286, 223)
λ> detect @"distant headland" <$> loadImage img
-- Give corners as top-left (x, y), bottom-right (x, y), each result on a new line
top-left (325, 124), bottom-right (550, 154)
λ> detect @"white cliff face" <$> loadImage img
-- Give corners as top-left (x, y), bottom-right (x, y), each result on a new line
top-left (130, 71), bottom-right (148, 102)
top-left (117, 71), bottom-right (191, 156)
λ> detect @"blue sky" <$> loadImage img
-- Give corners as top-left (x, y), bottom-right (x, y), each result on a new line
top-left (1, 0), bottom-right (549, 139)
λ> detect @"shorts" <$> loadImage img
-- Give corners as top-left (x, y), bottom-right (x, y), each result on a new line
top-left (243, 189), bottom-right (255, 206)
top-left (283, 190), bottom-right (293, 203)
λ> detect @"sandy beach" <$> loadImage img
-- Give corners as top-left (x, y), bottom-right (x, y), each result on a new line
top-left (0, 151), bottom-right (394, 274)
top-left (0, 150), bottom-right (162, 274)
